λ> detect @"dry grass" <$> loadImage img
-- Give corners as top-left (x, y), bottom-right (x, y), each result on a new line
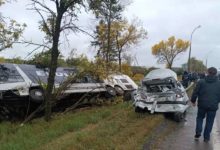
top-left (38, 103), bottom-right (163, 150)
top-left (0, 102), bottom-right (164, 150)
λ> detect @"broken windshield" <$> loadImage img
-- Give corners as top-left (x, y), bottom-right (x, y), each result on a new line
top-left (0, 64), bottom-right (24, 83)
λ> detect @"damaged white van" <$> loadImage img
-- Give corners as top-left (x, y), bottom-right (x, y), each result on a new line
top-left (132, 68), bottom-right (189, 121)
top-left (104, 74), bottom-right (138, 95)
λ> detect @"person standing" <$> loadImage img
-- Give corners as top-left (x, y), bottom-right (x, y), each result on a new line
top-left (182, 71), bottom-right (189, 88)
top-left (191, 67), bottom-right (220, 142)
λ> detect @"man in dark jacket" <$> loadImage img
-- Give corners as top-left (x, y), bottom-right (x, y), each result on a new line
top-left (182, 71), bottom-right (189, 88)
top-left (191, 67), bottom-right (220, 142)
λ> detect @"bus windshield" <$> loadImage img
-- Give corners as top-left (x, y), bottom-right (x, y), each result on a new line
top-left (0, 64), bottom-right (24, 83)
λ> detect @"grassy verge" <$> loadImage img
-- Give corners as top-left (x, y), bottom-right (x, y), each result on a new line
top-left (0, 100), bottom-right (164, 150)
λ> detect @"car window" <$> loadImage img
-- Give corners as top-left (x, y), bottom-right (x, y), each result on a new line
top-left (0, 64), bottom-right (24, 83)
top-left (120, 79), bottom-right (129, 83)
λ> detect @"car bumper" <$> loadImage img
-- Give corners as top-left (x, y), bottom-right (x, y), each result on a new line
top-left (134, 100), bottom-right (189, 113)
top-left (0, 90), bottom-right (28, 101)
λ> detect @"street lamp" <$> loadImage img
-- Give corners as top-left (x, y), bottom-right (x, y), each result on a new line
top-left (187, 25), bottom-right (201, 72)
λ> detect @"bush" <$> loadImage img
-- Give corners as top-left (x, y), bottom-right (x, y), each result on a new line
top-left (132, 73), bottom-right (144, 83)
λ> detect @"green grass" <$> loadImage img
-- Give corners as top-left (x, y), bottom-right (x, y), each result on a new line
top-left (0, 101), bottom-right (164, 150)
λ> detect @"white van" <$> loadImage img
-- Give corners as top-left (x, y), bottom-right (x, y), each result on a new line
top-left (104, 74), bottom-right (138, 96)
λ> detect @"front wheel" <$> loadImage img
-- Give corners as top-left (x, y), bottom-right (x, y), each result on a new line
top-left (123, 91), bottom-right (132, 101)
top-left (114, 86), bottom-right (124, 96)
top-left (135, 107), bottom-right (144, 113)
top-left (105, 86), bottom-right (116, 98)
top-left (173, 111), bottom-right (186, 122)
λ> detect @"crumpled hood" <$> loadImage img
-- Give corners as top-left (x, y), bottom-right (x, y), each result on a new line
top-left (205, 76), bottom-right (218, 83)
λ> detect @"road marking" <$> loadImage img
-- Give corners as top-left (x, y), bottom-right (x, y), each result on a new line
top-left (212, 120), bottom-right (220, 150)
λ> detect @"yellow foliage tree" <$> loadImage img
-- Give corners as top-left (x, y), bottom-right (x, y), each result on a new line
top-left (121, 63), bottom-right (133, 77)
top-left (93, 19), bottom-right (147, 72)
top-left (132, 73), bottom-right (144, 83)
top-left (152, 36), bottom-right (189, 69)
top-left (114, 19), bottom-right (147, 72)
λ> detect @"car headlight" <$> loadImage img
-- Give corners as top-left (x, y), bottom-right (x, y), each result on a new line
top-left (176, 93), bottom-right (183, 99)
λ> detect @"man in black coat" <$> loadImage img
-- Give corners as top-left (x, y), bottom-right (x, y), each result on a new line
top-left (182, 71), bottom-right (189, 88)
top-left (191, 67), bottom-right (220, 142)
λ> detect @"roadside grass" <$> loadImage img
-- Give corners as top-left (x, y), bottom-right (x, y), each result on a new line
top-left (0, 100), bottom-right (164, 150)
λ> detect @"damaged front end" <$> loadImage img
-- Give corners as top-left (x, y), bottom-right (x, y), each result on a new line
top-left (133, 69), bottom-right (189, 118)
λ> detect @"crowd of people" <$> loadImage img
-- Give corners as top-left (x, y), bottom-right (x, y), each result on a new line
top-left (181, 71), bottom-right (206, 88)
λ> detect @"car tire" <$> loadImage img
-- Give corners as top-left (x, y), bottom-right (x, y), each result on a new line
top-left (173, 111), bottom-right (186, 122)
top-left (123, 91), bottom-right (132, 101)
top-left (135, 107), bottom-right (144, 113)
top-left (29, 89), bottom-right (44, 103)
top-left (105, 86), bottom-right (116, 98)
top-left (114, 86), bottom-right (124, 96)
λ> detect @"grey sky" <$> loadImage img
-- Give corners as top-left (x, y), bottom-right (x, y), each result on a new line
top-left (1, 0), bottom-right (220, 68)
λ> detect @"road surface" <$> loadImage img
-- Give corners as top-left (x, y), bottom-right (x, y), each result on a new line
top-left (148, 107), bottom-right (220, 150)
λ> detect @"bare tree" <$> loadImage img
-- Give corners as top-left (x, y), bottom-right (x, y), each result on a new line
top-left (29, 0), bottom-right (85, 121)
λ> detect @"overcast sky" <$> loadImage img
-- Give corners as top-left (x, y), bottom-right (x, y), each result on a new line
top-left (1, 0), bottom-right (220, 68)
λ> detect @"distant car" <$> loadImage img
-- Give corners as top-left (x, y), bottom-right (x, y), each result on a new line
top-left (132, 68), bottom-right (189, 122)
top-left (104, 74), bottom-right (138, 96)
top-left (0, 63), bottom-right (115, 110)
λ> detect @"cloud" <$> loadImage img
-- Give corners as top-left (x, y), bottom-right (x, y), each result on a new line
top-left (1, 0), bottom-right (220, 68)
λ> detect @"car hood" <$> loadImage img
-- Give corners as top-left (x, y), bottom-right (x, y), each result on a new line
top-left (144, 69), bottom-right (177, 81)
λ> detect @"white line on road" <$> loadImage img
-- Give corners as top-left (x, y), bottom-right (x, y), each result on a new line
top-left (212, 120), bottom-right (220, 150)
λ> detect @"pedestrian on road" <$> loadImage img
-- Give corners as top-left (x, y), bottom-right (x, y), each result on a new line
top-left (191, 67), bottom-right (220, 142)
top-left (182, 71), bottom-right (189, 88)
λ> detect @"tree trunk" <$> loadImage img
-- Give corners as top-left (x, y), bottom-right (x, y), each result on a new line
top-left (107, 10), bottom-right (112, 63)
top-left (106, 2), bottom-right (112, 72)
top-left (45, 51), bottom-right (59, 121)
top-left (119, 51), bottom-right (122, 72)
top-left (167, 61), bottom-right (173, 69)
top-left (45, 13), bottom-right (63, 121)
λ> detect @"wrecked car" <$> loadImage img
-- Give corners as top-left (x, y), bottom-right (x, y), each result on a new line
top-left (132, 68), bottom-right (189, 121)
top-left (0, 63), bottom-right (115, 111)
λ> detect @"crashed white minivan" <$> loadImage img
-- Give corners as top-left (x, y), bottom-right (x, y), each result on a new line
top-left (133, 68), bottom-right (189, 121)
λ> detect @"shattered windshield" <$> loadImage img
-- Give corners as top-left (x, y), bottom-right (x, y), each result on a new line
top-left (0, 64), bottom-right (24, 83)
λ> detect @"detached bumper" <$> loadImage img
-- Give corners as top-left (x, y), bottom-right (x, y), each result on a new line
top-left (134, 100), bottom-right (189, 113)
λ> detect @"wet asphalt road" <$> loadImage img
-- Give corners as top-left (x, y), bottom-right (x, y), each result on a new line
top-left (156, 107), bottom-right (214, 150)
top-left (212, 109), bottom-right (220, 150)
